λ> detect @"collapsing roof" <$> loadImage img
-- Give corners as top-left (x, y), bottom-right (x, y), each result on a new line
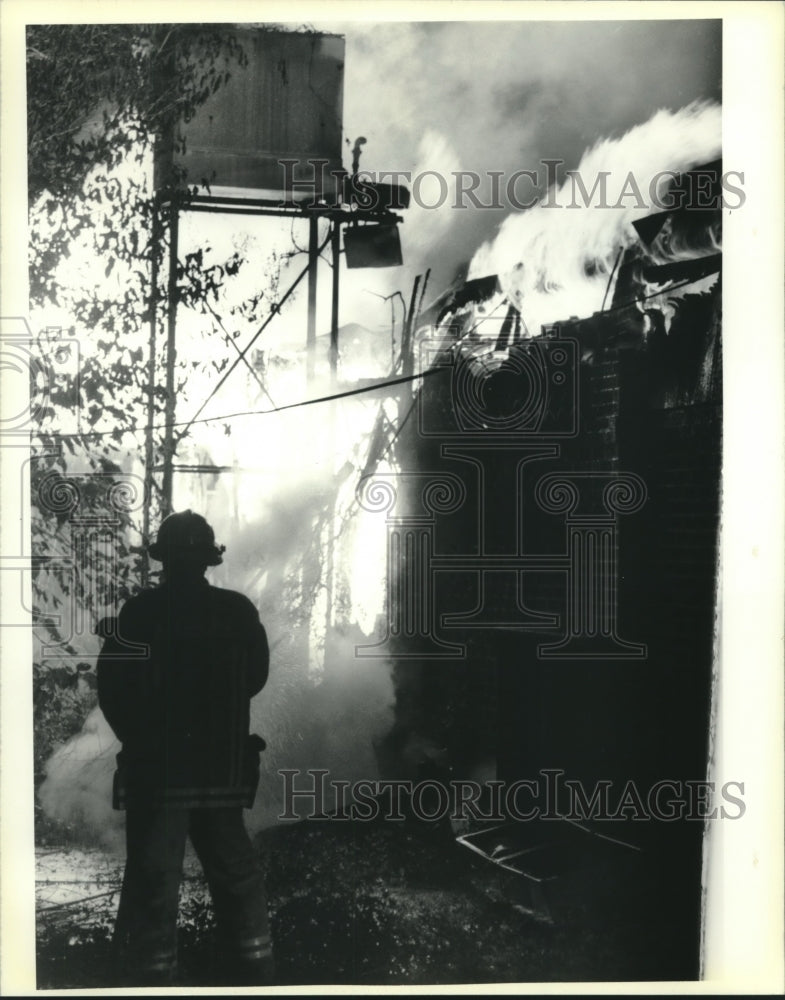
top-left (424, 160), bottom-right (722, 361)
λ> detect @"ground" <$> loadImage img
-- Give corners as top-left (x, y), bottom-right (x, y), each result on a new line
top-left (35, 814), bottom-right (699, 989)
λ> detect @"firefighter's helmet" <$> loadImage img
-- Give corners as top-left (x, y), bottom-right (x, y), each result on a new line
top-left (148, 510), bottom-right (225, 566)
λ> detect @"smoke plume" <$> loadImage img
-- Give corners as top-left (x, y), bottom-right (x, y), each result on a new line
top-left (468, 102), bottom-right (721, 333)
top-left (339, 19), bottom-right (721, 297)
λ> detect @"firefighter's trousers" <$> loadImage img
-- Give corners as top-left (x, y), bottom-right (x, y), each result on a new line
top-left (116, 805), bottom-right (273, 985)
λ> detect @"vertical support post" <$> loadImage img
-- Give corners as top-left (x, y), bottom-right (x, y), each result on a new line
top-left (232, 457), bottom-right (240, 525)
top-left (330, 219), bottom-right (340, 384)
top-left (161, 203), bottom-right (179, 517)
top-left (141, 200), bottom-right (161, 586)
top-left (398, 273), bottom-right (421, 418)
top-left (306, 214), bottom-right (319, 385)
top-left (323, 218), bottom-right (341, 656)
top-left (401, 273), bottom-right (420, 380)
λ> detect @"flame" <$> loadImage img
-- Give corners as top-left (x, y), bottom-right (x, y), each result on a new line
top-left (468, 101), bottom-right (721, 333)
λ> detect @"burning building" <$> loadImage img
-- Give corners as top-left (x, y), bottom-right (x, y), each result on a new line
top-left (26, 18), bottom-right (734, 982)
top-left (371, 160), bottom-right (723, 975)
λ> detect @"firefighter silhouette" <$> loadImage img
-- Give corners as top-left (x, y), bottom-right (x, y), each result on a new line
top-left (97, 511), bottom-right (272, 986)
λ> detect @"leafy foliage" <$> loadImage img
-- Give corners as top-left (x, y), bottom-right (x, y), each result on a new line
top-left (26, 24), bottom-right (285, 796)
top-left (28, 23), bottom-right (386, 851)
top-left (26, 24), bottom-right (248, 207)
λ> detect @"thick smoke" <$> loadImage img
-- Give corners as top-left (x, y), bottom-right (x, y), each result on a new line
top-left (339, 20), bottom-right (721, 297)
top-left (37, 595), bottom-right (394, 844)
top-left (37, 385), bottom-right (395, 844)
top-left (36, 21), bottom-right (722, 844)
top-left (468, 102), bottom-right (722, 333)
top-left (38, 709), bottom-right (125, 851)
top-left (36, 98), bottom-right (722, 844)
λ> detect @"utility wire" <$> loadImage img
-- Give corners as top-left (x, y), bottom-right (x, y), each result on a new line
top-left (174, 231), bottom-right (331, 446)
top-left (602, 271), bottom-right (717, 317)
top-left (39, 368), bottom-right (450, 441)
top-left (33, 269), bottom-right (717, 444)
top-left (339, 266), bottom-right (720, 525)
top-left (200, 295), bottom-right (279, 410)
top-left (601, 248), bottom-right (624, 313)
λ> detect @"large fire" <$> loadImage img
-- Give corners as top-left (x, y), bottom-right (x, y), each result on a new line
top-left (37, 101), bottom-right (723, 844)
top-left (468, 101), bottom-right (721, 337)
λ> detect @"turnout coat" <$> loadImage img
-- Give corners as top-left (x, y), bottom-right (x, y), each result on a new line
top-left (98, 578), bottom-right (269, 810)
